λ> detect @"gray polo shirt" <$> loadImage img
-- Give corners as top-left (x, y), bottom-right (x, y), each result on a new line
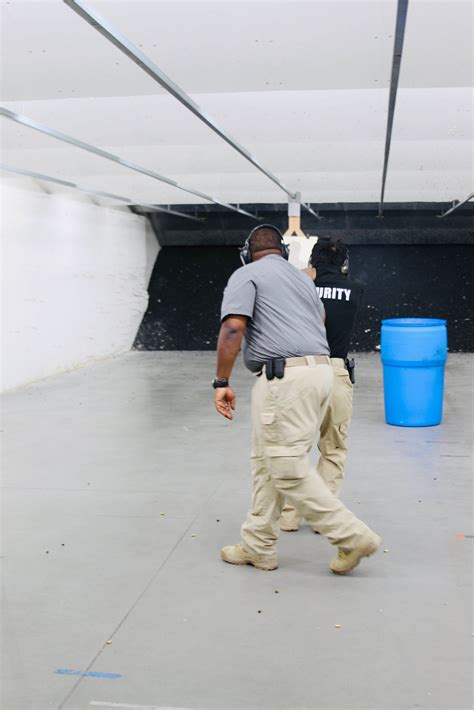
top-left (221, 254), bottom-right (329, 372)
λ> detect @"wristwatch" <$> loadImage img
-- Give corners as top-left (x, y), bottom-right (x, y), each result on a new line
top-left (212, 377), bottom-right (229, 389)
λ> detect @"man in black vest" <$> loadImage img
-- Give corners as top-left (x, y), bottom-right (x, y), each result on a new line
top-left (280, 238), bottom-right (363, 531)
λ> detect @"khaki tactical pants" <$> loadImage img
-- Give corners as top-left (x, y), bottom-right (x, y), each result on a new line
top-left (241, 358), bottom-right (371, 559)
top-left (280, 358), bottom-right (353, 529)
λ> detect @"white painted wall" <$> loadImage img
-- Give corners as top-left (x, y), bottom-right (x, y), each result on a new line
top-left (0, 179), bottom-right (159, 391)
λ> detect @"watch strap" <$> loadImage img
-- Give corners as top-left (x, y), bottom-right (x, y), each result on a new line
top-left (212, 377), bottom-right (229, 389)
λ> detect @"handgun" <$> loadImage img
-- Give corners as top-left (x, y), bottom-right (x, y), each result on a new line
top-left (345, 358), bottom-right (355, 384)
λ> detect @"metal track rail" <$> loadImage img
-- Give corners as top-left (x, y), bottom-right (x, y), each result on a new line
top-left (0, 108), bottom-right (258, 220)
top-left (378, 0), bottom-right (409, 218)
top-left (438, 192), bottom-right (474, 219)
top-left (63, 0), bottom-right (321, 219)
top-left (0, 163), bottom-right (202, 221)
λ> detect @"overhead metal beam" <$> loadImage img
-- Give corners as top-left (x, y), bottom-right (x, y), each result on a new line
top-left (0, 163), bottom-right (202, 221)
top-left (63, 0), bottom-right (320, 217)
top-left (0, 107), bottom-right (258, 220)
top-left (301, 202), bottom-right (322, 219)
top-left (303, 203), bottom-right (323, 219)
top-left (437, 192), bottom-right (474, 218)
top-left (378, 0), bottom-right (409, 218)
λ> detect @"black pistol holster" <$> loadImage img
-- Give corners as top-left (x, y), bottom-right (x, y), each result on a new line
top-left (265, 357), bottom-right (286, 381)
top-left (345, 357), bottom-right (355, 384)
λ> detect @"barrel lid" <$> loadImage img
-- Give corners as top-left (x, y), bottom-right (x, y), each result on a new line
top-left (382, 318), bottom-right (446, 327)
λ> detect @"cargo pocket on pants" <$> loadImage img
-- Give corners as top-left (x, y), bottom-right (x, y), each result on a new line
top-left (260, 412), bottom-right (275, 426)
top-left (265, 445), bottom-right (309, 480)
top-left (332, 373), bottom-right (353, 425)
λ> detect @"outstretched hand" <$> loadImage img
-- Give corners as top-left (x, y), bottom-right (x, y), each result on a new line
top-left (214, 387), bottom-right (236, 420)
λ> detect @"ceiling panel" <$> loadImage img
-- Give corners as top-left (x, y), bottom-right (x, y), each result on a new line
top-left (1, 0), bottom-right (472, 205)
top-left (1, 0), bottom-right (396, 100)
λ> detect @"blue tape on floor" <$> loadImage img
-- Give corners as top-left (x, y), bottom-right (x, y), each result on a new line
top-left (55, 669), bottom-right (122, 679)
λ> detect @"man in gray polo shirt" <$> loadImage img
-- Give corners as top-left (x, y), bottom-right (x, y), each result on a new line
top-left (213, 224), bottom-right (381, 575)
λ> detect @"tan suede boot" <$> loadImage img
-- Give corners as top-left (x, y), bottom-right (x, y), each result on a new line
top-left (330, 533), bottom-right (382, 575)
top-left (221, 544), bottom-right (278, 571)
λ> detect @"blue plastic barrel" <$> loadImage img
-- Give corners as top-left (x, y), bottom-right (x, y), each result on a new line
top-left (381, 318), bottom-right (447, 427)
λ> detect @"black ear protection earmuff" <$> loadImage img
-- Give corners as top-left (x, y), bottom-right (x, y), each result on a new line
top-left (239, 224), bottom-right (289, 266)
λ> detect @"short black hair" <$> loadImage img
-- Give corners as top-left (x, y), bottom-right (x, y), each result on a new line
top-left (249, 226), bottom-right (283, 257)
top-left (310, 238), bottom-right (348, 267)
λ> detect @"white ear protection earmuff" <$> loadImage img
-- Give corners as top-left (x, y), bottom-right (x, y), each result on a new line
top-left (341, 252), bottom-right (349, 274)
top-left (239, 224), bottom-right (289, 266)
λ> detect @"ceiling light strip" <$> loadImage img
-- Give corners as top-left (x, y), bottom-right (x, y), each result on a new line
top-left (438, 192), bottom-right (474, 219)
top-left (63, 0), bottom-right (319, 217)
top-left (0, 108), bottom-right (258, 220)
top-left (0, 163), bottom-right (202, 221)
top-left (378, 0), bottom-right (409, 218)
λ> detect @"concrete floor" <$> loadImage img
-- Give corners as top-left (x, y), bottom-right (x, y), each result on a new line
top-left (1, 352), bottom-right (472, 710)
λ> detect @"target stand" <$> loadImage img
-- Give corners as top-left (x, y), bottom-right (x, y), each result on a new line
top-left (283, 192), bottom-right (319, 270)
